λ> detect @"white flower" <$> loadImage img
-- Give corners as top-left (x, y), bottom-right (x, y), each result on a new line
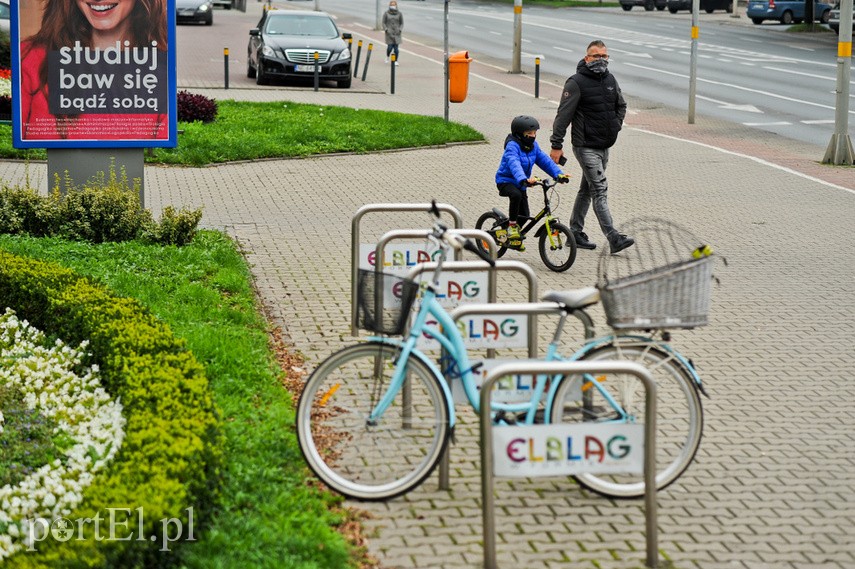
top-left (0, 310), bottom-right (125, 560)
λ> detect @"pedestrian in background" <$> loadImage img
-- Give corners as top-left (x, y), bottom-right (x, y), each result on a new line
top-left (549, 39), bottom-right (634, 255)
top-left (382, 1), bottom-right (403, 65)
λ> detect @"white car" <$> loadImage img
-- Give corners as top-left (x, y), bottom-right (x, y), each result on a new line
top-left (828, 2), bottom-right (855, 33)
top-left (0, 0), bottom-right (10, 35)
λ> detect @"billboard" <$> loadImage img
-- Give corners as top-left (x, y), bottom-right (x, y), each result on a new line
top-left (10, 0), bottom-right (177, 148)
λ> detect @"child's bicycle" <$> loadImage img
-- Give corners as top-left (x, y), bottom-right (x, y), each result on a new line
top-left (295, 204), bottom-right (709, 502)
top-left (475, 177), bottom-right (577, 272)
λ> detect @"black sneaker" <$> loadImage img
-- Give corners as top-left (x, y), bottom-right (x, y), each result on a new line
top-left (609, 234), bottom-right (635, 255)
top-left (574, 232), bottom-right (597, 250)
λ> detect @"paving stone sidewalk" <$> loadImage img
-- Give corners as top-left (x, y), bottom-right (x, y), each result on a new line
top-left (1, 6), bottom-right (852, 568)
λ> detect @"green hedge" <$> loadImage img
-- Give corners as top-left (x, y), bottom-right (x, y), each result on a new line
top-left (0, 250), bottom-right (222, 568)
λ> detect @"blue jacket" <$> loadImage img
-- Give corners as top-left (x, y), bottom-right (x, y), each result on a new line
top-left (495, 137), bottom-right (563, 190)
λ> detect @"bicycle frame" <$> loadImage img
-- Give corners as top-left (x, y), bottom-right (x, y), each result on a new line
top-left (515, 184), bottom-right (561, 242)
top-left (367, 284), bottom-right (554, 426)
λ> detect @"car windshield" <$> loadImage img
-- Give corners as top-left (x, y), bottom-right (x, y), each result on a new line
top-left (265, 15), bottom-right (338, 37)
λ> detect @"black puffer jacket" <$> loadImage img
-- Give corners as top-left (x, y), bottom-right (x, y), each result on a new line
top-left (550, 59), bottom-right (627, 150)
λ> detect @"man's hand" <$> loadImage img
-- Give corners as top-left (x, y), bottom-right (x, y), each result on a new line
top-left (556, 174), bottom-right (570, 184)
top-left (549, 148), bottom-right (564, 165)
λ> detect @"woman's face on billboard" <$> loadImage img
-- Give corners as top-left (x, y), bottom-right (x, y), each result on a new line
top-left (75, 0), bottom-right (137, 36)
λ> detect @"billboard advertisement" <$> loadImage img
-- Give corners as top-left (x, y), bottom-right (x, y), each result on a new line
top-left (10, 0), bottom-right (177, 148)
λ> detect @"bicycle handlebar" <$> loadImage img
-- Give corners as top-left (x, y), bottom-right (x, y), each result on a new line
top-left (528, 175), bottom-right (570, 189)
top-left (429, 200), bottom-right (495, 267)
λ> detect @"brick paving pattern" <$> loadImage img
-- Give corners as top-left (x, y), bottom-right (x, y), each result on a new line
top-left (1, 5), bottom-right (852, 568)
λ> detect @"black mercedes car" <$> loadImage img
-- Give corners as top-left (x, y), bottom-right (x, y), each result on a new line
top-left (176, 0), bottom-right (213, 25)
top-left (247, 10), bottom-right (352, 88)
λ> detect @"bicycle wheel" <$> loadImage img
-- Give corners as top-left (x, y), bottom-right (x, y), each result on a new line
top-left (475, 211), bottom-right (508, 258)
top-left (538, 221), bottom-right (577, 272)
top-left (548, 340), bottom-right (703, 498)
top-left (296, 342), bottom-right (451, 501)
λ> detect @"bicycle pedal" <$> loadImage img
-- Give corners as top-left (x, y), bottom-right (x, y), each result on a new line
top-left (495, 228), bottom-right (508, 243)
top-left (508, 240), bottom-right (525, 251)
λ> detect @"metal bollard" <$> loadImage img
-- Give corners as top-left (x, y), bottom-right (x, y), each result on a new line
top-left (361, 43), bottom-right (373, 81)
top-left (313, 51), bottom-right (320, 91)
top-left (353, 40), bottom-right (363, 78)
top-left (390, 53), bottom-right (396, 94)
top-left (534, 56), bottom-right (540, 99)
top-left (224, 48), bottom-right (229, 89)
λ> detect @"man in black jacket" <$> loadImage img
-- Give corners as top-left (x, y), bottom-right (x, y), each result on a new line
top-left (549, 40), bottom-right (634, 255)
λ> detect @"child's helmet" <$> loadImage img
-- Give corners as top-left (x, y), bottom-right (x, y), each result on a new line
top-left (511, 115), bottom-right (540, 138)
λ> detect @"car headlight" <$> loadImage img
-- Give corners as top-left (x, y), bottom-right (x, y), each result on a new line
top-left (333, 48), bottom-right (351, 62)
top-left (198, 3), bottom-right (209, 10)
top-left (262, 45), bottom-right (275, 57)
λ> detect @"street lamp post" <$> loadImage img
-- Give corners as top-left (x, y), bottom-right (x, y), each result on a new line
top-left (822, 0), bottom-right (854, 165)
top-left (688, 0), bottom-right (699, 124)
top-left (512, 0), bottom-right (522, 73)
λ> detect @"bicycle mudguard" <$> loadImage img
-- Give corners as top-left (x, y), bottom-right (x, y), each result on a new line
top-left (366, 336), bottom-right (457, 426)
top-left (572, 334), bottom-right (708, 396)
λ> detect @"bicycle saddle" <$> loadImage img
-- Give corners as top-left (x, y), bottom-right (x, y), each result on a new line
top-left (542, 287), bottom-right (600, 310)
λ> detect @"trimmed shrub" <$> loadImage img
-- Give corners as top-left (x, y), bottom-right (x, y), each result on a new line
top-left (0, 168), bottom-right (203, 246)
top-left (177, 91), bottom-right (218, 123)
top-left (0, 251), bottom-right (222, 568)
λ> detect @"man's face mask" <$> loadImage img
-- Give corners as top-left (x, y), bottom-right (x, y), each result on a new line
top-left (585, 58), bottom-right (608, 74)
top-left (389, 3), bottom-right (397, 10)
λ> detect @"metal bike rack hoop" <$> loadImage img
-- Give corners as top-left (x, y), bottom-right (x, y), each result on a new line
top-left (480, 360), bottom-right (659, 569)
top-left (350, 203), bottom-right (463, 336)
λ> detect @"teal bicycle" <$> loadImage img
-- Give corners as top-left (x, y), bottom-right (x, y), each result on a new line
top-left (296, 205), bottom-right (708, 501)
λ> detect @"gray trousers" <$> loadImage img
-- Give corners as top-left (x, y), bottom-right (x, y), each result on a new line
top-left (570, 146), bottom-right (618, 242)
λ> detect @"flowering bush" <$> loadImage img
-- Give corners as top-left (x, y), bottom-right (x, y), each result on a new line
top-left (0, 68), bottom-right (11, 118)
top-left (0, 310), bottom-right (125, 560)
top-left (0, 68), bottom-right (10, 97)
top-left (177, 90), bottom-right (218, 123)
top-left (0, 251), bottom-right (222, 567)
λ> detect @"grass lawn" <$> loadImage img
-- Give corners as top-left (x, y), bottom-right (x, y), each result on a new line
top-left (0, 100), bottom-right (485, 166)
top-left (0, 232), bottom-right (371, 569)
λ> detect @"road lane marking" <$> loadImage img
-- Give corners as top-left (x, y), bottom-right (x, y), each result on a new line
top-left (624, 62), bottom-right (855, 114)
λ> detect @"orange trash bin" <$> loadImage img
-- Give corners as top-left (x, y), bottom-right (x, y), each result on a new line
top-left (448, 51), bottom-right (473, 103)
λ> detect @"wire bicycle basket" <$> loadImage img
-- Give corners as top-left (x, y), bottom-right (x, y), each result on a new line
top-left (597, 217), bottom-right (718, 330)
top-left (356, 269), bottom-right (420, 336)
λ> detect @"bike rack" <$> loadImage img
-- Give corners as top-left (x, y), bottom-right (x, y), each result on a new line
top-left (480, 360), bottom-right (659, 569)
top-left (351, 203), bottom-right (464, 336)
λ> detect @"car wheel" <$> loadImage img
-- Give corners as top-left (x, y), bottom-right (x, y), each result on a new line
top-left (820, 9), bottom-right (830, 23)
top-left (705, 7), bottom-right (714, 12)
top-left (644, 0), bottom-right (655, 10)
top-left (621, 4), bottom-right (632, 10)
top-left (668, 5), bottom-right (678, 12)
top-left (205, 14), bottom-right (213, 25)
top-left (725, 3), bottom-right (733, 13)
top-left (256, 61), bottom-right (269, 85)
top-left (751, 17), bottom-right (763, 24)
top-left (337, 77), bottom-right (352, 89)
top-left (247, 57), bottom-right (256, 78)
top-left (780, 10), bottom-right (793, 24)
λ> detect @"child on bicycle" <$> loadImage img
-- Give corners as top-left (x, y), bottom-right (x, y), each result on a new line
top-left (495, 115), bottom-right (568, 251)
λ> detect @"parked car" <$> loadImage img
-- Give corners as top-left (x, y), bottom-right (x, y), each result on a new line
top-left (176, 0), bottom-right (213, 25)
top-left (746, 0), bottom-right (833, 24)
top-left (828, 2), bottom-right (855, 33)
top-left (668, 0), bottom-right (733, 13)
top-left (0, 0), bottom-right (10, 35)
top-left (247, 10), bottom-right (352, 89)
top-left (619, 0), bottom-right (668, 11)
top-left (212, 0), bottom-right (233, 9)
